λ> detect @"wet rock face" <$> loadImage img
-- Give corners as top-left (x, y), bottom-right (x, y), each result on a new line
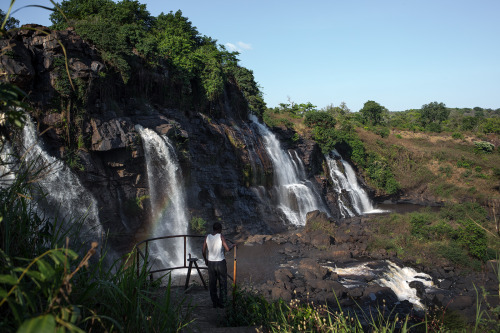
top-left (1, 25), bottom-right (335, 252)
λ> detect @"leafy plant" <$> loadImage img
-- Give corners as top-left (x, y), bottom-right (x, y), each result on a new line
top-left (474, 141), bottom-right (494, 154)
top-left (190, 216), bottom-right (206, 234)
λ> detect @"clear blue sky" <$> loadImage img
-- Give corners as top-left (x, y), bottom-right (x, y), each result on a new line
top-left (3, 0), bottom-right (500, 111)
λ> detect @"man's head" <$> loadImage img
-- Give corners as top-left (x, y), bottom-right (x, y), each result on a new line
top-left (213, 222), bottom-right (222, 233)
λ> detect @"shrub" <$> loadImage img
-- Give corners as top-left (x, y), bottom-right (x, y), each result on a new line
top-left (452, 132), bottom-right (464, 140)
top-left (456, 156), bottom-right (474, 168)
top-left (374, 126), bottom-right (390, 138)
top-left (365, 154), bottom-right (400, 194)
top-left (456, 219), bottom-right (488, 260)
top-left (409, 212), bottom-right (432, 239)
top-left (440, 202), bottom-right (487, 223)
top-left (438, 165), bottom-right (453, 178)
top-left (426, 122), bottom-right (442, 133)
top-left (494, 167), bottom-right (500, 179)
top-left (474, 141), bottom-right (494, 154)
top-left (190, 216), bottom-right (207, 234)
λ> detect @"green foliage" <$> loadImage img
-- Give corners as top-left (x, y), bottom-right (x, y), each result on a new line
top-left (482, 117), bottom-right (500, 134)
top-left (461, 116), bottom-right (479, 131)
top-left (359, 100), bottom-right (387, 125)
top-left (365, 154), bottom-right (400, 194)
top-left (409, 212), bottom-right (453, 241)
top-left (190, 216), bottom-right (206, 234)
top-left (493, 167), bottom-right (500, 179)
top-left (419, 101), bottom-right (449, 126)
top-left (456, 156), bottom-right (474, 169)
top-left (231, 66), bottom-right (266, 116)
top-left (437, 203), bottom-right (490, 261)
top-left (323, 102), bottom-right (350, 118)
top-left (426, 122), bottom-right (442, 133)
top-left (304, 111), bottom-right (336, 128)
top-left (432, 183), bottom-right (458, 198)
top-left (49, 2), bottom-right (264, 113)
top-left (452, 132), bottom-right (464, 140)
top-left (456, 219), bottom-right (488, 260)
top-left (269, 101), bottom-right (317, 118)
top-left (436, 241), bottom-right (481, 269)
top-left (473, 141), bottom-right (494, 154)
top-left (440, 202), bottom-right (487, 224)
top-left (224, 288), bottom-right (421, 332)
top-left (0, 9), bottom-right (19, 30)
top-left (438, 165), bottom-right (453, 178)
top-left (0, 83), bottom-right (28, 132)
top-left (374, 126), bottom-right (390, 138)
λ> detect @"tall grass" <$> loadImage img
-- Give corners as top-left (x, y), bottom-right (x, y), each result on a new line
top-left (224, 288), bottom-right (422, 332)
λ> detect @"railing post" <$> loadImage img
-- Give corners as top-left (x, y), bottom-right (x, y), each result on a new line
top-left (233, 245), bottom-right (237, 310)
top-left (184, 236), bottom-right (187, 267)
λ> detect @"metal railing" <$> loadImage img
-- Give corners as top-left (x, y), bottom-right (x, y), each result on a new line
top-left (134, 235), bottom-right (237, 287)
top-left (135, 234), bottom-right (206, 279)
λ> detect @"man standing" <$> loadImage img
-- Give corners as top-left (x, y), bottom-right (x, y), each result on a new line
top-left (202, 222), bottom-right (235, 308)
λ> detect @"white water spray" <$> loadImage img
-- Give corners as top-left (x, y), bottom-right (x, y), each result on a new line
top-left (21, 118), bottom-right (104, 245)
top-left (250, 115), bottom-right (325, 225)
top-left (325, 260), bottom-right (435, 310)
top-left (326, 150), bottom-right (385, 216)
top-left (136, 125), bottom-right (190, 271)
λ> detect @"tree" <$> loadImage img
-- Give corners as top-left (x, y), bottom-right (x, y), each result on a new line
top-left (419, 101), bottom-right (449, 126)
top-left (359, 100), bottom-right (387, 125)
top-left (324, 102), bottom-right (350, 118)
top-left (0, 9), bottom-right (19, 30)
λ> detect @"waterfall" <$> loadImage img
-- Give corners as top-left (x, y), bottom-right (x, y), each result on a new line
top-left (20, 118), bottom-right (104, 247)
top-left (250, 115), bottom-right (325, 226)
top-left (135, 125), bottom-right (190, 271)
top-left (326, 150), bottom-right (384, 217)
top-left (0, 141), bottom-right (16, 188)
top-left (324, 260), bottom-right (435, 310)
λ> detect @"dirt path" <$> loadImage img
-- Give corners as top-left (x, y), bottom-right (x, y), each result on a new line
top-left (168, 242), bottom-right (280, 333)
top-left (176, 285), bottom-right (259, 333)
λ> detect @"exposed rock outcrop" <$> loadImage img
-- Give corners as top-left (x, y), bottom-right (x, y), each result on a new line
top-left (1, 25), bottom-right (334, 253)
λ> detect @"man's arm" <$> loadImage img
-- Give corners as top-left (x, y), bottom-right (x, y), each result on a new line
top-left (202, 236), bottom-right (208, 265)
top-left (221, 234), bottom-right (234, 252)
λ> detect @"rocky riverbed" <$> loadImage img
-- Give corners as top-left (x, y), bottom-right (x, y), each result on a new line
top-left (223, 211), bottom-right (499, 324)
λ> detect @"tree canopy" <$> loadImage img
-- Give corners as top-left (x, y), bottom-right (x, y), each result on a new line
top-left (0, 9), bottom-right (19, 30)
top-left (419, 101), bottom-right (449, 126)
top-left (48, 0), bottom-right (265, 114)
top-left (359, 100), bottom-right (387, 125)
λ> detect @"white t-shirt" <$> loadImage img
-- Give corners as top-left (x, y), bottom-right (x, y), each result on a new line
top-left (206, 233), bottom-right (225, 261)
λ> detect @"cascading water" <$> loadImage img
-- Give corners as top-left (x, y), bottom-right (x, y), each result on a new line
top-left (324, 260), bottom-right (435, 310)
top-left (326, 149), bottom-right (384, 217)
top-left (20, 118), bottom-right (104, 246)
top-left (0, 141), bottom-right (16, 188)
top-left (250, 115), bottom-right (326, 225)
top-left (136, 125), bottom-right (190, 272)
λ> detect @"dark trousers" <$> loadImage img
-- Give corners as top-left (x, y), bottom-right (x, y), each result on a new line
top-left (208, 259), bottom-right (227, 306)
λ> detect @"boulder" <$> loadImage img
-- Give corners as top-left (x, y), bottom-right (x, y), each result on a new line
top-left (90, 117), bottom-right (135, 151)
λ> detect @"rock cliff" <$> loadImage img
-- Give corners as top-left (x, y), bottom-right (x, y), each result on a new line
top-left (1, 26), bottom-right (341, 254)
